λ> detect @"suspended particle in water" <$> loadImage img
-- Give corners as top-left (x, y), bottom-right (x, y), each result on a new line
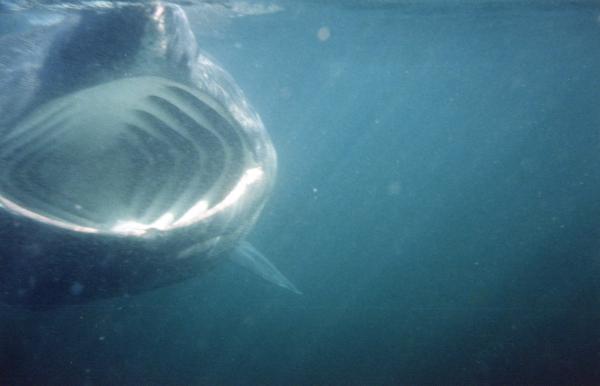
top-left (317, 26), bottom-right (331, 42)
top-left (387, 181), bottom-right (402, 196)
top-left (69, 281), bottom-right (84, 296)
top-left (279, 86), bottom-right (292, 99)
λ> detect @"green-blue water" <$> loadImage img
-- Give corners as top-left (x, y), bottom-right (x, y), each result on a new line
top-left (1, 1), bottom-right (600, 384)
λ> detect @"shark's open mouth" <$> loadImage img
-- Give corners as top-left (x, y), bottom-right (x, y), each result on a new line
top-left (0, 76), bottom-right (259, 235)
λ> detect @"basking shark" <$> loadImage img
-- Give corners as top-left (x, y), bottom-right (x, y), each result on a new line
top-left (0, 3), bottom-right (299, 307)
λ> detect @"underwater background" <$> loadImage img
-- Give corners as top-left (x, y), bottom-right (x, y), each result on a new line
top-left (1, 0), bottom-right (600, 384)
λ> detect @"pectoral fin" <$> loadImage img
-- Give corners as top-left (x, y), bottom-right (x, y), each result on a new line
top-left (230, 241), bottom-right (302, 295)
